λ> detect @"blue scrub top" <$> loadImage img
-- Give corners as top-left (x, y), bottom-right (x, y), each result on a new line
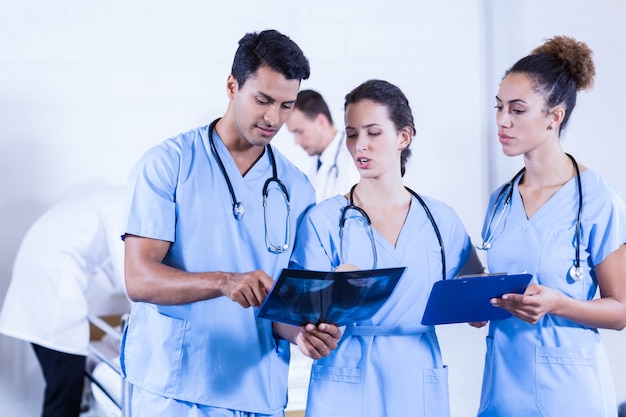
top-left (290, 194), bottom-right (474, 417)
top-left (121, 124), bottom-right (315, 413)
top-left (478, 170), bottom-right (626, 417)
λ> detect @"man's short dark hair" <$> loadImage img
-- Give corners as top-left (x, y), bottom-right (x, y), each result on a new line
top-left (294, 89), bottom-right (333, 125)
top-left (231, 29), bottom-right (310, 88)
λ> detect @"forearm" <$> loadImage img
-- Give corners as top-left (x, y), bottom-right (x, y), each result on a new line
top-left (557, 244), bottom-right (626, 330)
top-left (123, 235), bottom-right (275, 307)
top-left (123, 234), bottom-right (234, 305)
top-left (552, 294), bottom-right (626, 330)
top-left (125, 260), bottom-right (227, 305)
top-left (273, 322), bottom-right (299, 344)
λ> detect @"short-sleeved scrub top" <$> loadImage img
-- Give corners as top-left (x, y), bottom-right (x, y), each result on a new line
top-left (120, 124), bottom-right (315, 414)
top-left (478, 170), bottom-right (626, 417)
top-left (289, 193), bottom-right (474, 417)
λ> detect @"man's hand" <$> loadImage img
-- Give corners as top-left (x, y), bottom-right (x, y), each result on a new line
top-left (222, 270), bottom-right (275, 308)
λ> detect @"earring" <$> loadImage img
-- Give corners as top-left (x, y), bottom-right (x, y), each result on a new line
top-left (547, 125), bottom-right (553, 130)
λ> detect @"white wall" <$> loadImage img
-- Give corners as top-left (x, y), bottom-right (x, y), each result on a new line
top-left (0, 1), bottom-right (624, 416)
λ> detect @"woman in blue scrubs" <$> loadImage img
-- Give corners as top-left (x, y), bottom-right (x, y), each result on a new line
top-left (475, 36), bottom-right (626, 417)
top-left (290, 79), bottom-right (484, 417)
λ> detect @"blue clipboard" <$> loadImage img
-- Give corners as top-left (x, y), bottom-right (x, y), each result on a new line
top-left (257, 267), bottom-right (406, 326)
top-left (421, 273), bottom-right (532, 325)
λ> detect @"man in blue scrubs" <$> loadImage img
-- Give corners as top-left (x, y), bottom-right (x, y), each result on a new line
top-left (121, 29), bottom-right (341, 416)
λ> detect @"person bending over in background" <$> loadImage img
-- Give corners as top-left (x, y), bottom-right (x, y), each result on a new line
top-left (0, 185), bottom-right (127, 417)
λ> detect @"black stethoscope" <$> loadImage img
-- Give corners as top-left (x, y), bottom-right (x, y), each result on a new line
top-left (340, 184), bottom-right (447, 279)
top-left (478, 153), bottom-right (584, 281)
top-left (208, 118), bottom-right (291, 253)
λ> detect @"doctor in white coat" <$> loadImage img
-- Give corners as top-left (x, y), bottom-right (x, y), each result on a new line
top-left (287, 89), bottom-right (360, 202)
top-left (0, 184), bottom-right (128, 417)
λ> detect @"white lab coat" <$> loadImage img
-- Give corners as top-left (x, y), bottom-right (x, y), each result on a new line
top-left (310, 132), bottom-right (359, 202)
top-left (0, 185), bottom-right (128, 356)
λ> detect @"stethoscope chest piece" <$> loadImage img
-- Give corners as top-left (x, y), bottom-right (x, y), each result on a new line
top-left (208, 118), bottom-right (291, 253)
top-left (233, 202), bottom-right (245, 220)
top-left (481, 154), bottom-right (585, 286)
top-left (569, 264), bottom-right (584, 281)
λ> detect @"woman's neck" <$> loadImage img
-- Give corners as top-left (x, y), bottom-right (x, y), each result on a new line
top-left (351, 177), bottom-right (411, 248)
top-left (522, 150), bottom-right (575, 189)
top-left (352, 177), bottom-right (408, 209)
top-left (519, 149), bottom-right (579, 219)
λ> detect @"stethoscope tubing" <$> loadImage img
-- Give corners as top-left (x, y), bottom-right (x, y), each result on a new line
top-left (207, 118), bottom-right (291, 253)
top-left (479, 153), bottom-right (583, 279)
top-left (340, 184), bottom-right (447, 279)
top-left (208, 119), bottom-right (243, 219)
top-left (320, 133), bottom-right (344, 199)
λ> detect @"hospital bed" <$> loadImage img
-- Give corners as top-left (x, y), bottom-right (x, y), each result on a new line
top-left (86, 313), bottom-right (131, 417)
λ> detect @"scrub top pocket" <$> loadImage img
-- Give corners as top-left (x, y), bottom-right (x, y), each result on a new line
top-left (308, 364), bottom-right (364, 415)
top-left (121, 305), bottom-right (186, 395)
top-left (423, 366), bottom-right (450, 417)
top-left (535, 345), bottom-right (602, 417)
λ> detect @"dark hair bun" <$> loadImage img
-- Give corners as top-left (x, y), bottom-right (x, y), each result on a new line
top-left (531, 36), bottom-right (595, 91)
